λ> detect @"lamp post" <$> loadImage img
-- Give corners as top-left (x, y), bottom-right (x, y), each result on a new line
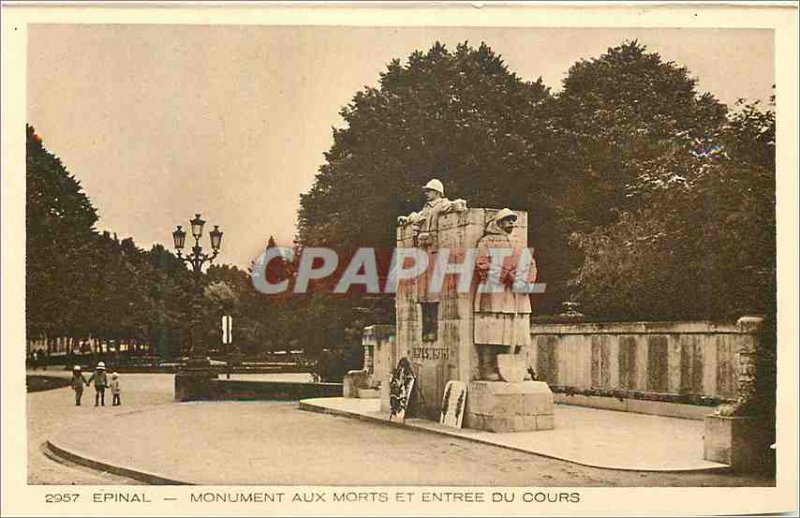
top-left (172, 213), bottom-right (223, 401)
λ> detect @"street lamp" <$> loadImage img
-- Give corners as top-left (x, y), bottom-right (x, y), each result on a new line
top-left (172, 225), bottom-right (187, 250)
top-left (173, 214), bottom-right (223, 276)
top-left (190, 213), bottom-right (205, 239)
top-left (209, 225), bottom-right (223, 251)
top-left (172, 213), bottom-right (223, 401)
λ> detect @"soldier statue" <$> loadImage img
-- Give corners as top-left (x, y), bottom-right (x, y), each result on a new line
top-left (473, 208), bottom-right (537, 381)
top-left (398, 179), bottom-right (467, 303)
top-left (398, 178), bottom-right (467, 248)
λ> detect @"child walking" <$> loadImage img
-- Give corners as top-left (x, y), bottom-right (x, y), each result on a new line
top-left (86, 362), bottom-right (108, 407)
top-left (71, 365), bottom-right (87, 406)
top-left (109, 372), bottom-right (121, 406)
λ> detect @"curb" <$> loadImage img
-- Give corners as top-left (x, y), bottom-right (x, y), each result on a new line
top-left (299, 400), bottom-right (424, 432)
top-left (44, 440), bottom-right (192, 485)
top-left (298, 399), bottom-right (731, 474)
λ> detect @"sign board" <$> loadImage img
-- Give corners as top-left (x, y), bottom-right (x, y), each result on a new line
top-left (221, 315), bottom-right (233, 345)
top-left (439, 380), bottom-right (467, 428)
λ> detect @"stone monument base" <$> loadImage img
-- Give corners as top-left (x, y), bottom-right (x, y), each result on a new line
top-left (464, 381), bottom-right (554, 433)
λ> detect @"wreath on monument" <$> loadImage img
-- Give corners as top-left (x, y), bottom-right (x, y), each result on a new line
top-left (389, 357), bottom-right (416, 420)
top-left (440, 383), bottom-right (452, 419)
top-left (454, 390), bottom-right (465, 421)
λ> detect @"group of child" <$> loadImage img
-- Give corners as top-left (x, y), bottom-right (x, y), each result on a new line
top-left (70, 362), bottom-right (122, 407)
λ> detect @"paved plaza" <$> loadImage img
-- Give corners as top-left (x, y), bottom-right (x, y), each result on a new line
top-left (27, 371), bottom-right (774, 487)
top-left (300, 397), bottom-right (724, 471)
top-left (26, 372), bottom-right (309, 484)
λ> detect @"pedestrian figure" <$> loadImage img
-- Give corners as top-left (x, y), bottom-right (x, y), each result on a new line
top-left (71, 365), bottom-right (87, 406)
top-left (86, 362), bottom-right (108, 407)
top-left (109, 372), bottom-right (121, 406)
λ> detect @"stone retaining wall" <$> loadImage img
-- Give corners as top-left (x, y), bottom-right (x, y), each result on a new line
top-left (530, 318), bottom-right (760, 404)
top-left (210, 380), bottom-right (342, 401)
top-left (365, 317), bottom-right (762, 418)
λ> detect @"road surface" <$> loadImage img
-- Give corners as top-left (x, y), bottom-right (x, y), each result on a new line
top-left (27, 371), bottom-right (773, 486)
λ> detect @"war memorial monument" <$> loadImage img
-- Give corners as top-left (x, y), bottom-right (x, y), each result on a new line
top-left (350, 179), bottom-right (555, 432)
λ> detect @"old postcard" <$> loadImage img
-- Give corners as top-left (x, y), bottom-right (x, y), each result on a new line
top-left (1, 2), bottom-right (797, 516)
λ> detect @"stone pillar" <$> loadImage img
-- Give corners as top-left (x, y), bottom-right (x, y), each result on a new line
top-left (364, 326), bottom-right (391, 380)
top-left (735, 315), bottom-right (764, 407)
top-left (703, 315), bottom-right (773, 472)
top-left (394, 209), bottom-right (487, 419)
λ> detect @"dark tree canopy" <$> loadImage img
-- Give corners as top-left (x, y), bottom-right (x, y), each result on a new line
top-left (298, 41), bottom-right (553, 250)
top-left (27, 126), bottom-right (195, 356)
top-left (26, 124), bottom-right (99, 337)
top-left (25, 39), bottom-right (776, 375)
top-left (569, 98), bottom-right (775, 320)
top-left (296, 41), bottom-right (568, 312)
top-left (551, 40), bottom-right (729, 228)
top-left (295, 40), bottom-right (761, 318)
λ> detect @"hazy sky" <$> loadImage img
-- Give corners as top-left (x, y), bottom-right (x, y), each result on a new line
top-left (27, 25), bottom-right (773, 268)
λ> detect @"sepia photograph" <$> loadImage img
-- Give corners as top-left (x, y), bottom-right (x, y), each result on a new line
top-left (2, 2), bottom-right (798, 516)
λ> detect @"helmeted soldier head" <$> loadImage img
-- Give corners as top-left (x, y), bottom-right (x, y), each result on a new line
top-left (423, 179), bottom-right (445, 201)
top-left (494, 208), bottom-right (517, 234)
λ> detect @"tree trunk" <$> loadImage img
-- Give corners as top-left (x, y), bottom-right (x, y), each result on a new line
top-left (45, 336), bottom-right (52, 371)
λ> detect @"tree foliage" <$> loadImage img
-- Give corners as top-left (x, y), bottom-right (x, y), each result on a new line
top-left (26, 124), bottom-right (98, 338)
top-left (27, 126), bottom-right (195, 356)
top-left (26, 39), bottom-right (777, 373)
top-left (297, 41), bottom-right (561, 310)
top-left (295, 40), bottom-right (773, 321)
top-left (299, 42), bottom-right (554, 244)
top-left (570, 98), bottom-right (775, 320)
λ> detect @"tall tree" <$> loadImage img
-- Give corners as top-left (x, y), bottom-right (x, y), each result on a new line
top-left (26, 125), bottom-right (99, 340)
top-left (551, 40), bottom-right (728, 227)
top-left (297, 41), bottom-right (558, 311)
top-left (144, 243), bottom-right (195, 358)
top-left (298, 42), bottom-right (552, 247)
top-left (569, 98), bottom-right (775, 320)
top-left (542, 41), bottom-right (730, 308)
top-left (26, 125), bottom-right (244, 359)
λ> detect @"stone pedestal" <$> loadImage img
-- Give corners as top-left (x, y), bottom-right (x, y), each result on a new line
top-left (174, 369), bottom-right (219, 402)
top-left (343, 369), bottom-right (369, 398)
top-left (464, 381), bottom-right (554, 433)
top-left (703, 414), bottom-right (773, 472)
